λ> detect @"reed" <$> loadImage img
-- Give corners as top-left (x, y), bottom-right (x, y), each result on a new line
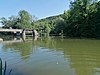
top-left (0, 58), bottom-right (12, 75)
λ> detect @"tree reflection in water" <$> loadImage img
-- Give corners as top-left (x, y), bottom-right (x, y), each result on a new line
top-left (1, 36), bottom-right (100, 75)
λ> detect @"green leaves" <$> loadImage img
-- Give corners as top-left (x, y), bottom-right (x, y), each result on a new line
top-left (3, 62), bottom-right (7, 75)
top-left (61, 0), bottom-right (100, 38)
top-left (0, 58), bottom-right (2, 75)
top-left (18, 10), bottom-right (32, 29)
top-left (0, 10), bottom-right (33, 29)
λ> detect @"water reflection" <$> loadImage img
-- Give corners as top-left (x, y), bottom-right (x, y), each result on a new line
top-left (4, 42), bottom-right (33, 59)
top-left (34, 37), bottom-right (100, 75)
top-left (2, 36), bottom-right (38, 60)
top-left (0, 36), bottom-right (100, 75)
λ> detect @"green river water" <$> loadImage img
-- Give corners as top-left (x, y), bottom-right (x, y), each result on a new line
top-left (0, 36), bottom-right (100, 75)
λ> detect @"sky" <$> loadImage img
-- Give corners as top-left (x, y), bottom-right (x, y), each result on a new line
top-left (0, 0), bottom-right (70, 26)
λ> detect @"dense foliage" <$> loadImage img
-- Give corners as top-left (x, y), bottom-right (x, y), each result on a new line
top-left (63, 0), bottom-right (100, 38)
top-left (33, 0), bottom-right (100, 38)
top-left (0, 10), bottom-right (33, 29)
top-left (0, 0), bottom-right (100, 38)
top-left (32, 14), bottom-right (64, 35)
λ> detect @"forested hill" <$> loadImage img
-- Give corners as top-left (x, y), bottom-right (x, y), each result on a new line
top-left (37, 14), bottom-right (62, 22)
top-left (33, 14), bottom-right (64, 34)
top-left (33, 0), bottom-right (100, 38)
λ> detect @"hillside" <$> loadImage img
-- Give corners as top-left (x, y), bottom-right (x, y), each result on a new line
top-left (33, 14), bottom-right (64, 34)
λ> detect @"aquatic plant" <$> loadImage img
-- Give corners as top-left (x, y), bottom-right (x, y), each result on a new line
top-left (0, 58), bottom-right (12, 75)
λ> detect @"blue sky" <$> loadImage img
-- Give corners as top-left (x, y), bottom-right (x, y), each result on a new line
top-left (0, 0), bottom-right (70, 19)
top-left (0, 0), bottom-right (71, 26)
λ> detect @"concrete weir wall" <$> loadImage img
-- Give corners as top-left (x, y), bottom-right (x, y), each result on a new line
top-left (0, 29), bottom-right (38, 37)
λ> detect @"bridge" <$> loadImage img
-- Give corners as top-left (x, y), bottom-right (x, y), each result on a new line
top-left (0, 29), bottom-right (39, 37)
top-left (0, 29), bottom-right (23, 33)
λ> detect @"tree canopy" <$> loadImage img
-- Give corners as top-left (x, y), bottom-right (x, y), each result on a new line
top-left (0, 10), bottom-right (33, 29)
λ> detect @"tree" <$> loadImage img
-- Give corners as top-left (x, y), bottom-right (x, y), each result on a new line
top-left (0, 17), bottom-right (9, 28)
top-left (54, 17), bottom-right (65, 34)
top-left (0, 10), bottom-right (33, 29)
top-left (62, 0), bottom-right (99, 38)
top-left (18, 10), bottom-right (32, 29)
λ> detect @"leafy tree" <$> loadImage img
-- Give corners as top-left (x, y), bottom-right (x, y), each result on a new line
top-left (0, 10), bottom-right (33, 29)
top-left (0, 17), bottom-right (9, 28)
top-left (54, 17), bottom-right (65, 34)
top-left (62, 0), bottom-right (100, 38)
top-left (18, 10), bottom-right (32, 29)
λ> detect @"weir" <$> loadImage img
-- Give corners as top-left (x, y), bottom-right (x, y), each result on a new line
top-left (0, 29), bottom-right (38, 38)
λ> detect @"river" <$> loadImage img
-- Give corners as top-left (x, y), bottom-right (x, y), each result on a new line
top-left (0, 36), bottom-right (100, 75)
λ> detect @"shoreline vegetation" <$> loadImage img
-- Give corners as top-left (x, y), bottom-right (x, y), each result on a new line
top-left (0, 0), bottom-right (100, 39)
top-left (0, 58), bottom-right (12, 75)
